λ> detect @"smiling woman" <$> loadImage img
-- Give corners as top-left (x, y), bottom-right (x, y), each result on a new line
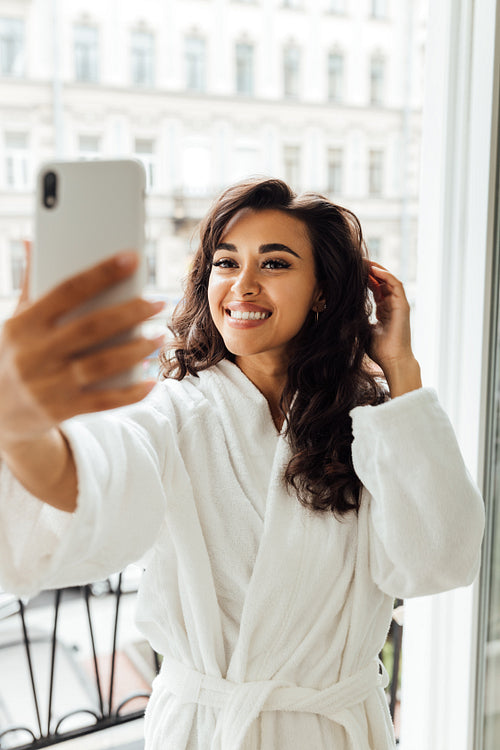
top-left (0, 176), bottom-right (484, 750)
top-left (162, 178), bottom-right (389, 513)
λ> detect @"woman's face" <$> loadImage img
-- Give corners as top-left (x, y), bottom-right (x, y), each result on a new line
top-left (208, 208), bottom-right (322, 370)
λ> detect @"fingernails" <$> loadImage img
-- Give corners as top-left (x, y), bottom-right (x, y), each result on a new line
top-left (115, 250), bottom-right (138, 268)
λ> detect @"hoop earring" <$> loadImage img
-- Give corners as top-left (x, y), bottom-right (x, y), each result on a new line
top-left (315, 310), bottom-right (319, 324)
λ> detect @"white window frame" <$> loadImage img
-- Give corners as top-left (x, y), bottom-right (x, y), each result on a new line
top-left (283, 45), bottom-right (300, 99)
top-left (131, 29), bottom-right (155, 87)
top-left (185, 36), bottom-right (206, 92)
top-left (399, 0), bottom-right (499, 748)
top-left (74, 24), bottom-right (99, 83)
top-left (235, 41), bottom-right (254, 96)
top-left (0, 17), bottom-right (24, 77)
top-left (5, 132), bottom-right (29, 190)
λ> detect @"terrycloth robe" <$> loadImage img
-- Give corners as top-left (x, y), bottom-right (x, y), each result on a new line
top-left (0, 360), bottom-right (485, 750)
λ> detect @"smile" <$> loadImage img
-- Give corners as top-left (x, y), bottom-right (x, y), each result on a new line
top-left (227, 310), bottom-right (271, 320)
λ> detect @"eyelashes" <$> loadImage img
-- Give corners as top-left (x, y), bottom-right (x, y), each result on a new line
top-left (212, 258), bottom-right (291, 270)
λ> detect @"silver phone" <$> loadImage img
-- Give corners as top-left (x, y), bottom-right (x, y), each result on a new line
top-left (32, 158), bottom-right (147, 386)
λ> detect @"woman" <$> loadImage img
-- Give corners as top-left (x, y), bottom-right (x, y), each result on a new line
top-left (0, 178), bottom-right (484, 749)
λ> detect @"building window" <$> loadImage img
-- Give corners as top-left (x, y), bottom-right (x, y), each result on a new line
top-left (327, 51), bottom-right (344, 102)
top-left (135, 138), bottom-right (156, 190)
top-left (283, 46), bottom-right (300, 98)
top-left (10, 239), bottom-right (25, 292)
top-left (371, 0), bottom-right (387, 19)
top-left (5, 132), bottom-right (29, 189)
top-left (145, 239), bottom-right (157, 287)
top-left (284, 145), bottom-right (301, 189)
top-left (368, 149), bottom-right (384, 195)
top-left (78, 135), bottom-right (101, 160)
top-left (0, 18), bottom-right (24, 77)
top-left (235, 42), bottom-right (254, 95)
top-left (370, 54), bottom-right (385, 105)
top-left (185, 36), bottom-right (206, 92)
top-left (328, 0), bottom-right (345, 12)
top-left (327, 148), bottom-right (343, 193)
top-left (131, 30), bottom-right (154, 87)
top-left (367, 236), bottom-right (382, 258)
top-left (74, 25), bottom-right (99, 83)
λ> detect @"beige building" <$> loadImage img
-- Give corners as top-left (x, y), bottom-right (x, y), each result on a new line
top-left (0, 0), bottom-right (427, 323)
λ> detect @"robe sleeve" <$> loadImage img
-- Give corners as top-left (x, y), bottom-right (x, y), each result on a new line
top-left (0, 390), bottom-right (179, 599)
top-left (350, 387), bottom-right (485, 599)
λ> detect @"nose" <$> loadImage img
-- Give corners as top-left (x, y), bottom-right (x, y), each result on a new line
top-left (231, 264), bottom-right (261, 297)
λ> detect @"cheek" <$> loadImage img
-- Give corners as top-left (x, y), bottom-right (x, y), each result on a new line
top-left (207, 274), bottom-right (223, 319)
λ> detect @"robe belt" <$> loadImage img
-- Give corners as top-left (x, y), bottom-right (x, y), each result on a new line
top-left (157, 656), bottom-right (389, 750)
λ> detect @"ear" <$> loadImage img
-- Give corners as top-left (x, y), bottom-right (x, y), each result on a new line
top-left (312, 289), bottom-right (327, 313)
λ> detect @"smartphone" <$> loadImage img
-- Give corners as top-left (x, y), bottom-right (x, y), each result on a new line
top-left (32, 158), bottom-right (147, 387)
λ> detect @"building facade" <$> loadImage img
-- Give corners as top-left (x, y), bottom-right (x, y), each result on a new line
top-left (0, 0), bottom-right (427, 323)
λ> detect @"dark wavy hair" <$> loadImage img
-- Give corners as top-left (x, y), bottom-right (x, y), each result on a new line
top-left (160, 177), bottom-right (388, 514)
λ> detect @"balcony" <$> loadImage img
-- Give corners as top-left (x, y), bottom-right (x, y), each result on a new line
top-left (0, 572), bottom-right (402, 748)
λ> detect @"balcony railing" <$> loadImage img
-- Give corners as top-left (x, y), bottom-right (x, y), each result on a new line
top-left (0, 576), bottom-right (402, 748)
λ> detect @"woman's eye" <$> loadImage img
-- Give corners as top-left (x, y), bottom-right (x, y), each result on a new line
top-left (262, 258), bottom-right (291, 269)
top-left (212, 258), bottom-right (237, 268)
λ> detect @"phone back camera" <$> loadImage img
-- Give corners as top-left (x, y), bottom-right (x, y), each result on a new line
top-left (42, 171), bottom-right (58, 209)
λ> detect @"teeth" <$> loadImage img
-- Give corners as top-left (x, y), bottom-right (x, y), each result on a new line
top-left (229, 310), bottom-right (270, 320)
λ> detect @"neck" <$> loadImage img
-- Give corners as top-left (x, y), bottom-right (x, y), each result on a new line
top-left (235, 355), bottom-right (288, 430)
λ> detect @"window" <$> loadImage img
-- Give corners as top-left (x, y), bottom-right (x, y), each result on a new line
top-left (283, 46), bottom-right (300, 98)
top-left (283, 145), bottom-right (301, 188)
top-left (368, 149), bottom-right (384, 195)
top-left (74, 25), bottom-right (99, 83)
top-left (235, 42), bottom-right (254, 95)
top-left (5, 132), bottom-right (29, 189)
top-left (135, 138), bottom-right (156, 190)
top-left (131, 30), bottom-right (154, 87)
top-left (182, 144), bottom-right (212, 196)
top-left (371, 0), bottom-right (387, 18)
top-left (328, 0), bottom-right (345, 12)
top-left (327, 51), bottom-right (344, 102)
top-left (366, 237), bottom-right (382, 258)
top-left (0, 18), bottom-right (24, 77)
top-left (78, 134), bottom-right (101, 160)
top-left (327, 147), bottom-right (343, 193)
top-left (369, 54), bottom-right (385, 105)
top-left (185, 36), bottom-right (206, 92)
top-left (145, 240), bottom-right (157, 287)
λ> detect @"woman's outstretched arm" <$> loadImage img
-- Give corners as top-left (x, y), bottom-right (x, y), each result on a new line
top-left (0, 248), bottom-right (163, 511)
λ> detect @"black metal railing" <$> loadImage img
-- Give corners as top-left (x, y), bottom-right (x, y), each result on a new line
top-left (0, 580), bottom-right (403, 749)
top-left (0, 573), bottom-right (159, 749)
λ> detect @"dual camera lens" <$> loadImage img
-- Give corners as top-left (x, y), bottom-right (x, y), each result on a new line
top-left (42, 171), bottom-right (57, 209)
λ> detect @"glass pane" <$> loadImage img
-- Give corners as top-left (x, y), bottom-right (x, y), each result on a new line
top-left (0, 18), bottom-right (24, 76)
top-left (478, 150), bottom-right (500, 749)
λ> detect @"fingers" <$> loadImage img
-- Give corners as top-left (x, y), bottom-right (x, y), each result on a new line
top-left (68, 334), bottom-right (164, 388)
top-left (48, 297), bottom-right (165, 356)
top-left (23, 250), bottom-right (140, 327)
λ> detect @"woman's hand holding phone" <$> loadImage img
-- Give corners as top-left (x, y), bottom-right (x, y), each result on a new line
top-left (0, 250), bottom-right (164, 512)
top-left (0, 250), bottom-right (164, 451)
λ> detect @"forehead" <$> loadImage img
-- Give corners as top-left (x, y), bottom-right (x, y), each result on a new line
top-left (220, 208), bottom-right (312, 252)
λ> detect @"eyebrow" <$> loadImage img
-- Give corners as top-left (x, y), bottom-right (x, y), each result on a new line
top-left (215, 242), bottom-right (300, 258)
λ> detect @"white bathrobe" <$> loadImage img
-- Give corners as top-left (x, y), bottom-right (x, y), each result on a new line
top-left (0, 360), bottom-right (484, 750)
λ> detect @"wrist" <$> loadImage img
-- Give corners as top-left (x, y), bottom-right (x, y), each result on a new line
top-left (382, 356), bottom-right (422, 398)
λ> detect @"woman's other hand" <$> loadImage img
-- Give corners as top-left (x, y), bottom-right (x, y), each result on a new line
top-left (367, 261), bottom-right (422, 397)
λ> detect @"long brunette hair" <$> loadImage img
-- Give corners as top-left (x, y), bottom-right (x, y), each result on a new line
top-left (160, 178), bottom-right (387, 514)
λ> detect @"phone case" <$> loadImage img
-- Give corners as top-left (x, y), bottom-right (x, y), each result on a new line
top-left (32, 159), bottom-right (147, 387)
